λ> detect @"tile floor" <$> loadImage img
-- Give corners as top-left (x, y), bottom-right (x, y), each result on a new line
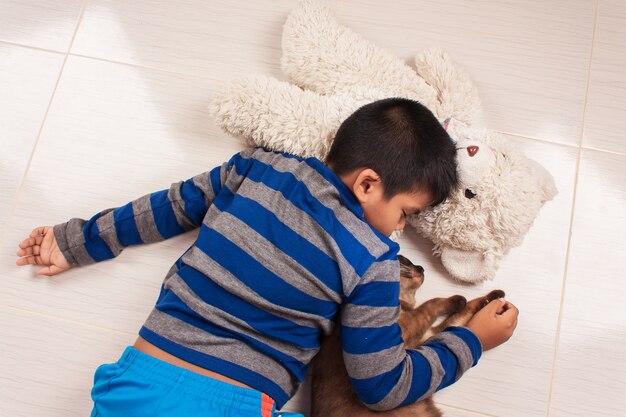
top-left (1, 1), bottom-right (624, 416)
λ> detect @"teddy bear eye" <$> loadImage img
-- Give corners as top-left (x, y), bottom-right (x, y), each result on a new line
top-left (464, 188), bottom-right (477, 199)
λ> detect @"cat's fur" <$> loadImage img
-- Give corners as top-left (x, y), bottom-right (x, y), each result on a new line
top-left (311, 255), bottom-right (504, 417)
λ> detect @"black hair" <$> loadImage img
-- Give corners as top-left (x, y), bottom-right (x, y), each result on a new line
top-left (325, 98), bottom-right (458, 205)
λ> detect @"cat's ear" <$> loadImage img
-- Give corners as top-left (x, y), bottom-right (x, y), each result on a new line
top-left (440, 246), bottom-right (497, 283)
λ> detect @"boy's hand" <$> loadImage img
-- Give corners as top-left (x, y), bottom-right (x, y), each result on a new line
top-left (466, 298), bottom-right (519, 351)
top-left (16, 226), bottom-right (71, 276)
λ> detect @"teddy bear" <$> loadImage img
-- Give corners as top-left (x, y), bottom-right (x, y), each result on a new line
top-left (209, 0), bottom-right (557, 283)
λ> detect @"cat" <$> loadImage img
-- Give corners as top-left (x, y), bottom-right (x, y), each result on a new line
top-left (311, 254), bottom-right (504, 417)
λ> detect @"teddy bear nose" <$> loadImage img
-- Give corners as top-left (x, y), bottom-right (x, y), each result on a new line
top-left (467, 146), bottom-right (479, 157)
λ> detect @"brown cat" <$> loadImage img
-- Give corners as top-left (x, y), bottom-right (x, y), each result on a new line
top-left (311, 255), bottom-right (504, 417)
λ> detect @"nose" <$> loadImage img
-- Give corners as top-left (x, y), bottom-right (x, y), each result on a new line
top-left (467, 146), bottom-right (479, 157)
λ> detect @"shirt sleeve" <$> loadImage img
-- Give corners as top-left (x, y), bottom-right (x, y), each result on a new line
top-left (53, 159), bottom-right (232, 267)
top-left (340, 254), bottom-right (483, 411)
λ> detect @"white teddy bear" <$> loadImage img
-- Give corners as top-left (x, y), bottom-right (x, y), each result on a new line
top-left (210, 0), bottom-right (557, 283)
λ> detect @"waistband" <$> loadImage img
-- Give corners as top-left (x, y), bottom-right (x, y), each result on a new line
top-left (117, 346), bottom-right (275, 416)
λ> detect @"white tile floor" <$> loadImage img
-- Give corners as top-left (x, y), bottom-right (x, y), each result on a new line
top-left (1, 0), bottom-right (624, 416)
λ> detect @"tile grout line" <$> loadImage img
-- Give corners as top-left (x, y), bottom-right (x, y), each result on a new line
top-left (0, 0), bottom-right (91, 247)
top-left (437, 402), bottom-right (499, 417)
top-left (576, 0), bottom-right (601, 150)
top-left (545, 1), bottom-right (600, 416)
top-left (500, 130), bottom-right (626, 156)
top-left (66, 0), bottom-right (92, 55)
top-left (498, 130), bottom-right (582, 150)
top-left (0, 39), bottom-right (67, 56)
top-left (577, 144), bottom-right (626, 157)
top-left (67, 51), bottom-right (224, 82)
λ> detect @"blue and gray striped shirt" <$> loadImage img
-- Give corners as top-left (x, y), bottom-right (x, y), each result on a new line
top-left (54, 148), bottom-right (481, 410)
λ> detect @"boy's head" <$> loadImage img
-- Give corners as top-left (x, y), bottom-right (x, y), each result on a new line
top-left (326, 98), bottom-right (458, 236)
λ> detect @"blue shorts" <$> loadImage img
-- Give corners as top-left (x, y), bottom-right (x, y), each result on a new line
top-left (90, 346), bottom-right (304, 417)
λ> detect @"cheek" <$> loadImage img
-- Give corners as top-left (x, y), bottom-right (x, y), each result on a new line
top-left (397, 214), bottom-right (406, 230)
top-left (388, 210), bottom-right (404, 231)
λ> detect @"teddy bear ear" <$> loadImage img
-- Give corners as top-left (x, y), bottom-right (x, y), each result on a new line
top-left (414, 48), bottom-right (482, 127)
top-left (439, 246), bottom-right (497, 283)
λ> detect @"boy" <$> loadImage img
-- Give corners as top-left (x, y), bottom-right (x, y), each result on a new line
top-left (16, 98), bottom-right (518, 416)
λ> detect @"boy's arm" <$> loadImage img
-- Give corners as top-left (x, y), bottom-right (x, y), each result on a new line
top-left (340, 256), bottom-right (483, 411)
top-left (17, 155), bottom-right (240, 275)
top-left (52, 160), bottom-right (230, 267)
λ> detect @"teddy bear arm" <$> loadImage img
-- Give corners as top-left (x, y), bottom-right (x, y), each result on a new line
top-left (439, 245), bottom-right (497, 283)
top-left (210, 75), bottom-right (370, 160)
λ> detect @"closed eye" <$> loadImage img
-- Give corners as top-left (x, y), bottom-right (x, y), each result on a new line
top-left (403, 209), bottom-right (420, 217)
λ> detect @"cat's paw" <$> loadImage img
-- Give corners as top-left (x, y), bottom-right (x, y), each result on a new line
top-left (484, 290), bottom-right (506, 306)
top-left (448, 295), bottom-right (467, 313)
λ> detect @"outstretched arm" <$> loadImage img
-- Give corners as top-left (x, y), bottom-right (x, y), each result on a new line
top-left (341, 254), bottom-right (485, 411)
top-left (16, 160), bottom-right (230, 274)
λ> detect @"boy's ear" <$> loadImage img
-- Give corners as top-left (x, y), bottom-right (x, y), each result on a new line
top-left (352, 168), bottom-right (383, 203)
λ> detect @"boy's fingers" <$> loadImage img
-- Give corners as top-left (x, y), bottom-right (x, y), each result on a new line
top-left (16, 254), bottom-right (42, 266)
top-left (483, 298), bottom-right (506, 315)
top-left (17, 246), bottom-right (38, 257)
top-left (21, 235), bottom-right (45, 248)
top-left (502, 304), bottom-right (520, 320)
top-left (30, 226), bottom-right (47, 237)
top-left (18, 237), bottom-right (35, 248)
top-left (495, 300), bottom-right (509, 315)
top-left (500, 301), bottom-right (517, 313)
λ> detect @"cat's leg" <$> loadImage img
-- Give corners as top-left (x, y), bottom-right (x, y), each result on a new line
top-left (399, 295), bottom-right (467, 347)
top-left (432, 289), bottom-right (505, 332)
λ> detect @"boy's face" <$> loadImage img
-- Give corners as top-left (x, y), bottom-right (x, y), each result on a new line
top-left (362, 189), bottom-right (433, 237)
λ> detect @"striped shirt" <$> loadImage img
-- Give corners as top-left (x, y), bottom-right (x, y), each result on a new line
top-left (54, 148), bottom-right (481, 410)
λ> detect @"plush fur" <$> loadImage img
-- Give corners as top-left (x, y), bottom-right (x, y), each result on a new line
top-left (210, 0), bottom-right (557, 283)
